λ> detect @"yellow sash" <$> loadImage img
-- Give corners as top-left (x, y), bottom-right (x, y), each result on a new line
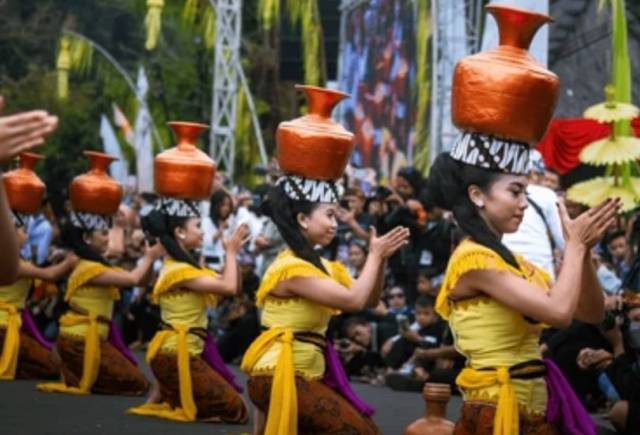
top-left (37, 312), bottom-right (100, 394)
top-left (127, 323), bottom-right (197, 421)
top-left (457, 367), bottom-right (518, 435)
top-left (241, 327), bottom-right (297, 435)
top-left (0, 301), bottom-right (22, 380)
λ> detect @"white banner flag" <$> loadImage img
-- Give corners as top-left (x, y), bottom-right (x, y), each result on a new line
top-left (134, 66), bottom-right (154, 193)
top-left (100, 114), bottom-right (129, 185)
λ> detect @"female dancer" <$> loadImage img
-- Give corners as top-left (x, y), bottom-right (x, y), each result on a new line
top-left (1, 154), bottom-right (75, 380)
top-left (128, 120), bottom-right (249, 423)
top-left (39, 151), bottom-right (159, 395)
top-left (427, 5), bottom-right (616, 434)
top-left (241, 85), bottom-right (410, 434)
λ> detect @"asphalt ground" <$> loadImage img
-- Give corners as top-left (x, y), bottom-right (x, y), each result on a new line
top-left (0, 352), bottom-right (617, 434)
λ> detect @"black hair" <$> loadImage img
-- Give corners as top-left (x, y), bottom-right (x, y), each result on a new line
top-left (142, 209), bottom-right (200, 268)
top-left (415, 294), bottom-right (436, 309)
top-left (348, 238), bottom-right (368, 254)
top-left (342, 315), bottom-right (369, 336)
top-left (60, 224), bottom-right (109, 265)
top-left (209, 189), bottom-right (233, 222)
top-left (424, 153), bottom-right (520, 269)
top-left (261, 184), bottom-right (329, 274)
top-left (396, 166), bottom-right (424, 198)
top-left (605, 230), bottom-right (626, 247)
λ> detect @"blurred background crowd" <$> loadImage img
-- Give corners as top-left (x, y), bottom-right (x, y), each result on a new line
top-left (18, 153), bottom-right (640, 431)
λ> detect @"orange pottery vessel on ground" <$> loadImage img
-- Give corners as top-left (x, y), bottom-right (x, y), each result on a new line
top-left (405, 383), bottom-right (455, 435)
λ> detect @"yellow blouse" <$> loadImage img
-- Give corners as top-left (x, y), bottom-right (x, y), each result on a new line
top-left (128, 259), bottom-right (218, 422)
top-left (38, 260), bottom-right (121, 394)
top-left (0, 277), bottom-right (32, 326)
top-left (151, 258), bottom-right (218, 356)
top-left (0, 274), bottom-right (32, 379)
top-left (247, 249), bottom-right (352, 379)
top-left (436, 240), bottom-right (551, 434)
top-left (241, 250), bottom-right (352, 435)
top-left (59, 260), bottom-right (120, 339)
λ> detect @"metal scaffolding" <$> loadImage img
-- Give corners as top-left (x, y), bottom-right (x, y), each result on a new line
top-left (430, 0), bottom-right (484, 161)
top-left (210, 0), bottom-right (242, 180)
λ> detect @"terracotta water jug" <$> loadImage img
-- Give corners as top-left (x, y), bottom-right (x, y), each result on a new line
top-left (451, 5), bottom-right (559, 144)
top-left (3, 152), bottom-right (46, 214)
top-left (276, 85), bottom-right (354, 180)
top-left (69, 151), bottom-right (122, 215)
top-left (404, 383), bottom-right (455, 435)
top-left (154, 121), bottom-right (215, 200)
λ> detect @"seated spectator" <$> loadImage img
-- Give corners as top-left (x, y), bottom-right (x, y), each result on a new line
top-left (605, 230), bottom-right (632, 281)
top-left (347, 239), bottom-right (367, 278)
top-left (383, 296), bottom-right (461, 391)
top-left (373, 285), bottom-right (414, 343)
top-left (338, 316), bottom-right (386, 384)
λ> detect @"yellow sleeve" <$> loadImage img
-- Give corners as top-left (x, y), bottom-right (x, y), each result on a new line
top-left (66, 260), bottom-right (116, 301)
top-left (436, 241), bottom-right (511, 319)
top-left (153, 260), bottom-right (218, 305)
top-left (330, 261), bottom-right (353, 288)
top-left (255, 251), bottom-right (332, 307)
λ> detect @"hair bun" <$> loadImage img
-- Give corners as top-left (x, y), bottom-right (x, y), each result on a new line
top-left (424, 153), bottom-right (464, 211)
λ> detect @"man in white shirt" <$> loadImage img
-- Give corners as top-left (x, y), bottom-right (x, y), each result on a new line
top-left (503, 151), bottom-right (565, 279)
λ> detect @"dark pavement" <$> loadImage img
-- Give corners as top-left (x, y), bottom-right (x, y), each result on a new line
top-left (0, 352), bottom-right (617, 434)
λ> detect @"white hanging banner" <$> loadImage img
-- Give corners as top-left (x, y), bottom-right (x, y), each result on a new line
top-left (99, 114), bottom-right (129, 185)
top-left (133, 66), bottom-right (154, 193)
top-left (481, 0), bottom-right (550, 67)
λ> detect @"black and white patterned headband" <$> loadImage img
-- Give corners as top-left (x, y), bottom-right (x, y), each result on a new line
top-left (154, 196), bottom-right (200, 218)
top-left (70, 211), bottom-right (112, 231)
top-left (11, 210), bottom-right (27, 228)
top-left (449, 132), bottom-right (531, 175)
top-left (276, 175), bottom-right (344, 203)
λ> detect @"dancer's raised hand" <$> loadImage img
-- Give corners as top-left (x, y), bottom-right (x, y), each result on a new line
top-left (557, 197), bottom-right (621, 248)
top-left (0, 97), bottom-right (58, 164)
top-left (368, 225), bottom-right (410, 260)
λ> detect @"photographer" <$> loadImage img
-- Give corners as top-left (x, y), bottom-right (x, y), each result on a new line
top-left (338, 316), bottom-right (386, 384)
top-left (383, 296), bottom-right (461, 391)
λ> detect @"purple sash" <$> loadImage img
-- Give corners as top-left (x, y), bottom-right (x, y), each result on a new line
top-left (202, 333), bottom-right (243, 393)
top-left (107, 321), bottom-right (138, 366)
top-left (323, 340), bottom-right (375, 416)
top-left (20, 309), bottom-right (53, 351)
top-left (544, 358), bottom-right (596, 435)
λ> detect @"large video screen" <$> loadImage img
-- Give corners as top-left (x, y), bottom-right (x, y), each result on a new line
top-left (339, 0), bottom-right (417, 181)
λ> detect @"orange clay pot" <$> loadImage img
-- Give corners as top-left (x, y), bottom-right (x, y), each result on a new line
top-left (154, 121), bottom-right (215, 200)
top-left (69, 151), bottom-right (122, 215)
top-left (3, 152), bottom-right (46, 214)
top-left (276, 85), bottom-right (354, 180)
top-left (451, 5), bottom-right (559, 144)
top-left (404, 383), bottom-right (455, 435)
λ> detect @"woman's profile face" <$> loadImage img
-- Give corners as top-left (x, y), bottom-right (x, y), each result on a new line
top-left (300, 203), bottom-right (338, 247)
top-left (181, 217), bottom-right (203, 250)
top-left (86, 229), bottom-right (110, 254)
top-left (476, 174), bottom-right (529, 235)
top-left (218, 196), bottom-right (232, 220)
top-left (348, 243), bottom-right (366, 269)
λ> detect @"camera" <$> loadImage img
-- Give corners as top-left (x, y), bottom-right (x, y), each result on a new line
top-left (337, 338), bottom-right (352, 350)
top-left (396, 314), bottom-right (410, 332)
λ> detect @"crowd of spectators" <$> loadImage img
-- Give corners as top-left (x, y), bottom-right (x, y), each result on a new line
top-left (17, 156), bottom-right (640, 433)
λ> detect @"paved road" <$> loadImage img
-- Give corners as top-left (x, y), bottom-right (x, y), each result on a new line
top-left (0, 353), bottom-right (616, 434)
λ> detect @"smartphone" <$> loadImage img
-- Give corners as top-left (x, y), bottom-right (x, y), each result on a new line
top-left (396, 314), bottom-right (410, 332)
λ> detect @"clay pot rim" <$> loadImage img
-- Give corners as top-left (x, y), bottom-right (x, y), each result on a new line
top-left (83, 150), bottom-right (119, 162)
top-left (485, 4), bottom-right (554, 24)
top-left (20, 152), bottom-right (45, 160)
top-left (277, 120), bottom-right (355, 138)
top-left (294, 84), bottom-right (350, 99)
top-left (167, 121), bottom-right (210, 130)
